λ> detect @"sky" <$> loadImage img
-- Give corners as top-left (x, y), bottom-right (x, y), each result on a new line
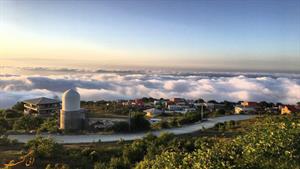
top-left (0, 0), bottom-right (300, 72)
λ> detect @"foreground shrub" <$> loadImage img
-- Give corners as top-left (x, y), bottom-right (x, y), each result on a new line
top-left (136, 117), bottom-right (300, 169)
top-left (25, 136), bottom-right (64, 159)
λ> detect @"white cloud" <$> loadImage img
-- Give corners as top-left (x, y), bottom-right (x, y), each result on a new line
top-left (0, 70), bottom-right (299, 108)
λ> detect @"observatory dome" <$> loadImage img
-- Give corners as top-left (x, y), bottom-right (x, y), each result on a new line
top-left (62, 89), bottom-right (80, 111)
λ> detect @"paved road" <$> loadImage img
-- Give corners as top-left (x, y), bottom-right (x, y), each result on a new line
top-left (8, 115), bottom-right (255, 144)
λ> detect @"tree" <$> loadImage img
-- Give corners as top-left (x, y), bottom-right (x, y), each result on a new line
top-left (3, 109), bottom-right (23, 119)
top-left (135, 117), bottom-right (300, 169)
top-left (11, 102), bottom-right (25, 112)
top-left (130, 113), bottom-right (150, 131)
top-left (26, 137), bottom-right (64, 159)
top-left (13, 115), bottom-right (43, 131)
top-left (0, 117), bottom-right (9, 134)
top-left (195, 98), bottom-right (205, 103)
top-left (94, 162), bottom-right (106, 169)
top-left (123, 140), bottom-right (146, 164)
top-left (38, 118), bottom-right (58, 133)
top-left (45, 163), bottom-right (70, 169)
top-left (208, 100), bottom-right (218, 104)
top-left (158, 120), bottom-right (169, 129)
top-left (111, 121), bottom-right (129, 132)
top-left (217, 109), bottom-right (226, 115)
top-left (109, 157), bottom-right (129, 169)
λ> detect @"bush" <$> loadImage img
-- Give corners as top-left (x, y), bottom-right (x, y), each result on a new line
top-left (38, 118), bottom-right (58, 133)
top-left (94, 162), bottom-right (106, 169)
top-left (129, 113), bottom-right (151, 132)
top-left (123, 140), bottom-right (146, 163)
top-left (3, 109), bottom-right (23, 119)
top-left (178, 112), bottom-right (201, 125)
top-left (169, 118), bottom-right (179, 127)
top-left (25, 137), bottom-right (64, 159)
top-left (0, 117), bottom-right (9, 134)
top-left (111, 121), bottom-right (130, 132)
top-left (109, 157), bottom-right (129, 169)
top-left (45, 163), bottom-right (70, 169)
top-left (11, 102), bottom-right (25, 112)
top-left (13, 115), bottom-right (43, 131)
top-left (158, 120), bottom-right (169, 129)
top-left (135, 117), bottom-right (300, 169)
top-left (0, 135), bottom-right (18, 146)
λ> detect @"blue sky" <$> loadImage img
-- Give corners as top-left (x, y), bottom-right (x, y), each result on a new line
top-left (0, 0), bottom-right (299, 71)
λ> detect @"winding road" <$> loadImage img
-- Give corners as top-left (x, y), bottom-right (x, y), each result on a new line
top-left (8, 115), bottom-right (255, 144)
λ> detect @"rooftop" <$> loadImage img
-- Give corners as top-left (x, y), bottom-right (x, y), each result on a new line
top-left (23, 97), bottom-right (61, 105)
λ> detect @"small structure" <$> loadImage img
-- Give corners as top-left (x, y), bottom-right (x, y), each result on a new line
top-left (241, 101), bottom-right (258, 107)
top-left (170, 98), bottom-right (187, 106)
top-left (235, 101), bottom-right (258, 114)
top-left (281, 105), bottom-right (300, 115)
top-left (234, 106), bottom-right (256, 114)
top-left (23, 97), bottom-right (61, 117)
top-left (60, 89), bottom-right (86, 131)
top-left (203, 102), bottom-right (225, 112)
top-left (144, 108), bottom-right (163, 117)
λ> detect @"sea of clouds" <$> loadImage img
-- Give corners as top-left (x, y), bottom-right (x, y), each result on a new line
top-left (0, 67), bottom-right (299, 108)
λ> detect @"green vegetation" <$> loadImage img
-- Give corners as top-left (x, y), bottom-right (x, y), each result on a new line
top-left (81, 101), bottom-right (142, 117)
top-left (26, 136), bottom-right (64, 159)
top-left (0, 118), bottom-right (9, 134)
top-left (0, 135), bottom-right (18, 146)
top-left (13, 115), bottom-right (43, 131)
top-left (3, 116), bottom-right (299, 169)
top-left (1, 110), bottom-right (300, 169)
top-left (38, 118), bottom-right (59, 133)
top-left (136, 117), bottom-right (300, 169)
top-left (0, 104), bottom-right (58, 135)
top-left (110, 113), bottom-right (151, 132)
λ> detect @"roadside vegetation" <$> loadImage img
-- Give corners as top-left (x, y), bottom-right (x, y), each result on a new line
top-left (1, 116), bottom-right (299, 169)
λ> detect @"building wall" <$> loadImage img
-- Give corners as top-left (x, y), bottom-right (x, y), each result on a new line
top-left (24, 103), bottom-right (60, 117)
top-left (60, 110), bottom-right (85, 130)
top-left (281, 107), bottom-right (292, 115)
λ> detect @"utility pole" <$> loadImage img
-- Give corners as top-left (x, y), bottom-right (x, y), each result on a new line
top-left (201, 103), bottom-right (204, 121)
top-left (128, 109), bottom-right (132, 132)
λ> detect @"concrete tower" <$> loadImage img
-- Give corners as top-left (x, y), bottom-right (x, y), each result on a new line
top-left (60, 89), bottom-right (85, 130)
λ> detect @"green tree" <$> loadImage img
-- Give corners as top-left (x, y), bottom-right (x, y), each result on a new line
top-left (109, 157), bottom-right (129, 169)
top-left (11, 102), bottom-right (25, 112)
top-left (3, 109), bottom-right (23, 119)
top-left (123, 140), bottom-right (146, 164)
top-left (0, 117), bottom-right (9, 134)
top-left (111, 121), bottom-right (129, 132)
top-left (94, 162), bottom-right (106, 169)
top-left (38, 118), bottom-right (58, 133)
top-left (45, 164), bottom-right (70, 169)
top-left (26, 137), bottom-right (64, 159)
top-left (129, 113), bottom-right (150, 131)
top-left (13, 115), bottom-right (43, 131)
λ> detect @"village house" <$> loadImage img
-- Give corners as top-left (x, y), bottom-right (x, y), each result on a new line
top-left (281, 105), bottom-right (300, 115)
top-left (143, 108), bottom-right (164, 117)
top-left (23, 97), bottom-right (61, 117)
top-left (234, 106), bottom-right (256, 114)
top-left (234, 101), bottom-right (258, 114)
top-left (241, 101), bottom-right (258, 107)
top-left (170, 98), bottom-right (187, 106)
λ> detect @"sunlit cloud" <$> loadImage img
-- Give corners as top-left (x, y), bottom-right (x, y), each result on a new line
top-left (0, 68), bottom-right (299, 108)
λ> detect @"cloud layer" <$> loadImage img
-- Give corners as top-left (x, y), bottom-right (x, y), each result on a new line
top-left (0, 69), bottom-right (300, 108)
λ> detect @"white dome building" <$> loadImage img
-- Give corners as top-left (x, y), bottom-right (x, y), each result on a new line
top-left (60, 89), bottom-right (85, 130)
top-left (62, 89), bottom-right (80, 112)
